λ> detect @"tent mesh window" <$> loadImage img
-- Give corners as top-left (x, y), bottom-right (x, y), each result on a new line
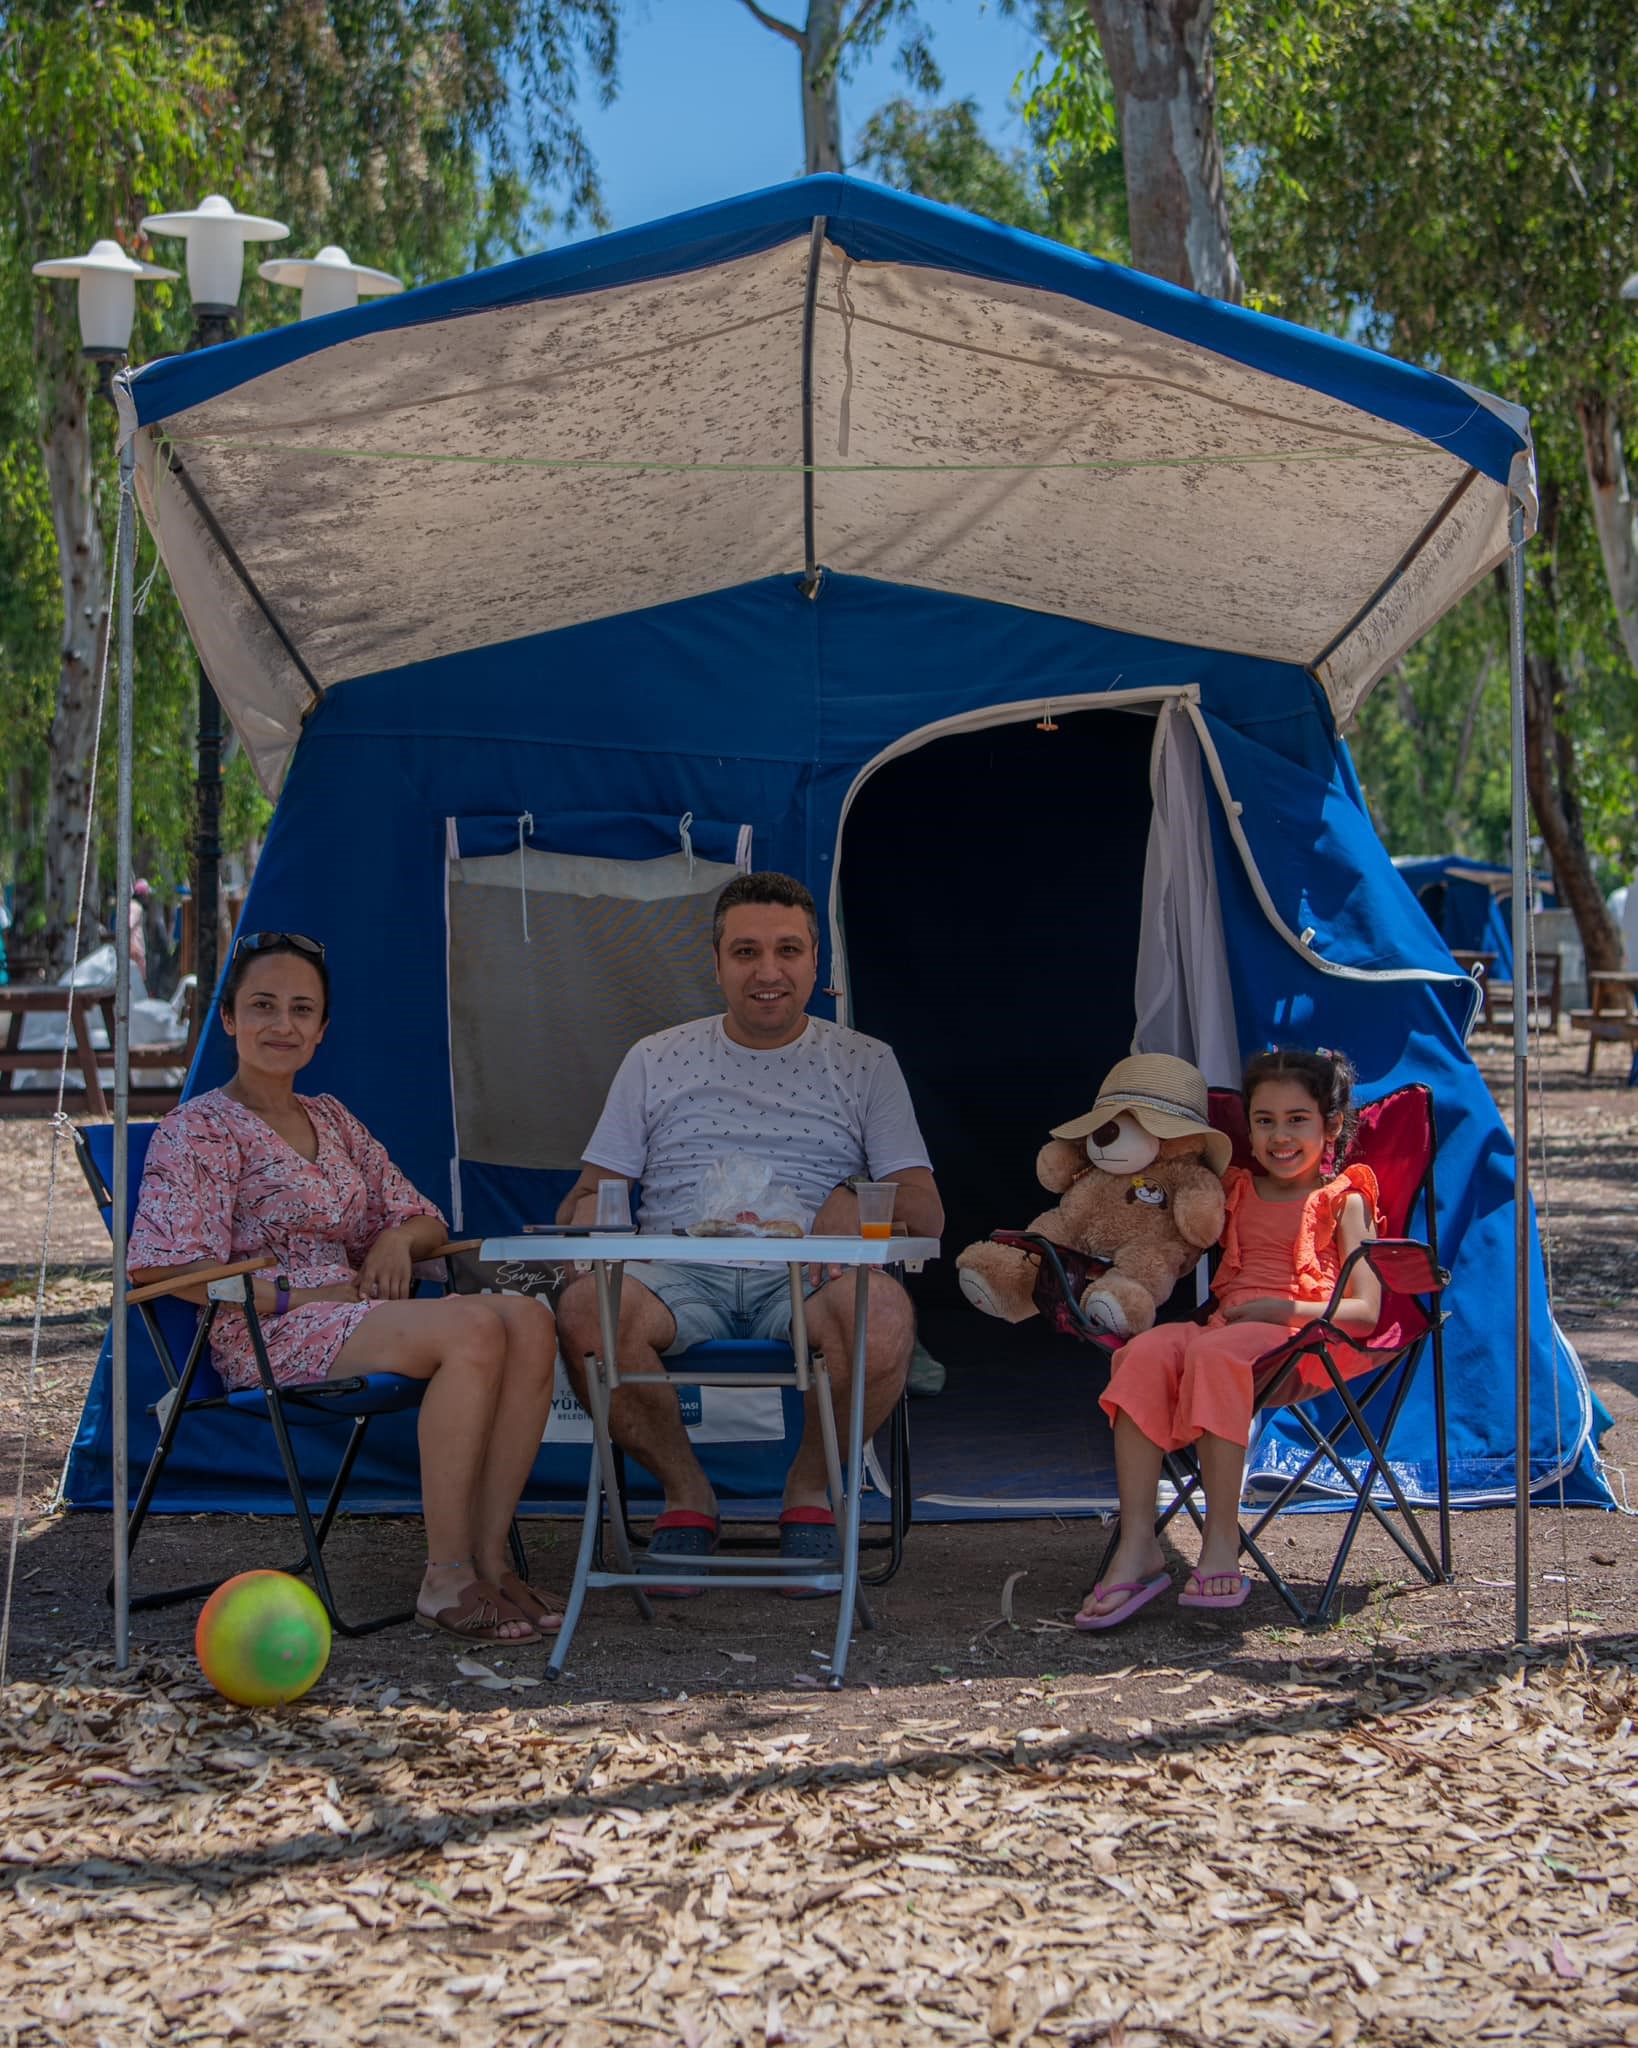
top-left (446, 828), bottom-right (745, 1173)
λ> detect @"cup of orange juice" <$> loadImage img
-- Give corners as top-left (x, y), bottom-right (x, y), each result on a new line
top-left (855, 1182), bottom-right (896, 1239)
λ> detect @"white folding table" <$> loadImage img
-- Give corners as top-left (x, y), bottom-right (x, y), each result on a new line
top-left (477, 1232), bottom-right (939, 1686)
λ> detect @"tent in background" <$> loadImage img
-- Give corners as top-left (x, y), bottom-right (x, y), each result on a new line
top-left (67, 176), bottom-right (1611, 1522)
top-left (1395, 854), bottom-right (1557, 978)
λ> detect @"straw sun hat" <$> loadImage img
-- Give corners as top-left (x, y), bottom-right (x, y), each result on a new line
top-left (1050, 1053), bottom-right (1233, 1178)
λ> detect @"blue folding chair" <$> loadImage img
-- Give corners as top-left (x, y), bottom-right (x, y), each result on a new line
top-left (77, 1122), bottom-right (524, 1636)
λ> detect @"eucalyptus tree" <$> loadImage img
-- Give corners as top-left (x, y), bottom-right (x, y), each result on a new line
top-left (2, 0), bottom-right (621, 968)
top-left (735, 0), bottom-right (940, 174)
top-left (1218, 0), bottom-right (1638, 961)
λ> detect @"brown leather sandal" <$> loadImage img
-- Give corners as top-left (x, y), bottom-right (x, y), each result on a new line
top-left (416, 1577), bottom-right (538, 1643)
top-left (496, 1570), bottom-right (565, 1635)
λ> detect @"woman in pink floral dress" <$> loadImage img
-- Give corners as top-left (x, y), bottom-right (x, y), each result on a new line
top-left (129, 933), bottom-right (561, 1644)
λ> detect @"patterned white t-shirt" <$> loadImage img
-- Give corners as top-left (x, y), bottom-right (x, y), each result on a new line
top-left (583, 1014), bottom-right (933, 1234)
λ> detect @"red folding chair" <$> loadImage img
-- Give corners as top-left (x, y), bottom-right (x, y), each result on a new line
top-left (1009, 1085), bottom-right (1453, 1625)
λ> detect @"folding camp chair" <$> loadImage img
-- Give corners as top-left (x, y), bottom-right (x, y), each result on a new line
top-left (77, 1122), bottom-right (525, 1636)
top-left (998, 1085), bottom-right (1454, 1625)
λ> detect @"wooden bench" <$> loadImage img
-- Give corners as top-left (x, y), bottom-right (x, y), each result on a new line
top-left (1487, 949), bottom-right (1563, 1032)
top-left (0, 986), bottom-right (190, 1116)
top-left (1570, 971), bottom-right (1638, 1080)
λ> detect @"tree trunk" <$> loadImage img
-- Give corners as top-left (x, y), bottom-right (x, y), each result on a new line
top-left (1085, 0), bottom-right (1242, 302)
top-left (34, 313), bottom-right (110, 977)
top-left (802, 0), bottom-right (844, 174)
top-left (1516, 485), bottom-right (1625, 978)
top-left (1523, 651), bottom-right (1625, 975)
top-left (1577, 391), bottom-right (1638, 674)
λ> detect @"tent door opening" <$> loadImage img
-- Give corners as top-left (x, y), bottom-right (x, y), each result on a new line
top-left (835, 702), bottom-right (1170, 1514)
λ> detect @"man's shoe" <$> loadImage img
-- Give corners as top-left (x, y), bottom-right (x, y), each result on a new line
top-left (907, 1341), bottom-right (946, 1397)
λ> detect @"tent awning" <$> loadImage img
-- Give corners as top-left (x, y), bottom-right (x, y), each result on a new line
top-left (118, 175), bottom-right (1536, 795)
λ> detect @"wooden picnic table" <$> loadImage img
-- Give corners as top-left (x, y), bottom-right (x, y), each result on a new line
top-left (1570, 970), bottom-right (1638, 1080)
top-left (0, 985), bottom-right (190, 1116)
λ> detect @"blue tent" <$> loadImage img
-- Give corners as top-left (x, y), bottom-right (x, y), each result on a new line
top-left (68, 176), bottom-right (1610, 1518)
top-left (1394, 855), bottom-right (1557, 978)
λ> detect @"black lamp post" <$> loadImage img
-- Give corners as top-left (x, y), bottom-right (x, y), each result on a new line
top-left (137, 197), bottom-right (288, 1013)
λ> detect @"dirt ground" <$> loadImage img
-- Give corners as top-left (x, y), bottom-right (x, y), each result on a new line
top-left (1, 1038), bottom-right (1636, 2043)
top-left (1, 1030), bottom-right (1635, 1725)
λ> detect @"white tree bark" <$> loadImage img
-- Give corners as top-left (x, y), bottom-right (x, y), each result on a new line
top-left (801, 0), bottom-right (845, 174)
top-left (34, 304), bottom-right (110, 975)
top-left (1578, 393), bottom-right (1638, 674)
top-left (1087, 0), bottom-right (1242, 302)
top-left (736, 0), bottom-right (849, 175)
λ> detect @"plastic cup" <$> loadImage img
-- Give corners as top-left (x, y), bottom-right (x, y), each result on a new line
top-left (855, 1182), bottom-right (896, 1239)
top-left (595, 1178), bottom-right (631, 1228)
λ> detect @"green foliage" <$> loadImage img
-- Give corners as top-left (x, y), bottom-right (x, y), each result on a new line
top-left (856, 97), bottom-right (1049, 231)
top-left (1021, 0), bottom-right (1638, 877)
top-left (0, 0), bottom-right (620, 934)
top-left (1216, 0), bottom-right (1638, 881)
top-left (0, 4), bottom-right (249, 929)
top-left (856, 6), bottom-right (1127, 259)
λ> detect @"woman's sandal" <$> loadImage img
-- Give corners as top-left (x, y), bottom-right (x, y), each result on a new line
top-left (496, 1570), bottom-right (565, 1636)
top-left (416, 1577), bottom-right (539, 1643)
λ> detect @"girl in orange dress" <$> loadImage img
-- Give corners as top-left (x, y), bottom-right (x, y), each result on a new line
top-left (1077, 1048), bottom-right (1383, 1629)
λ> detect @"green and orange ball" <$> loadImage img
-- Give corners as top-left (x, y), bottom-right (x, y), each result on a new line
top-left (195, 1571), bottom-right (332, 1706)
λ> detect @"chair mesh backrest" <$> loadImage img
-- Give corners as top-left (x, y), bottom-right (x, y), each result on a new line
top-left (1346, 1086), bottom-right (1433, 1239)
top-left (1207, 1089), bottom-right (1251, 1167)
top-left (83, 1120), bottom-right (228, 1398)
top-left (83, 1122), bottom-right (160, 1231)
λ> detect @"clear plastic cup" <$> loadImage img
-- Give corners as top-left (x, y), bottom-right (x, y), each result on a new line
top-left (854, 1182), bottom-right (897, 1240)
top-left (594, 1178), bottom-right (632, 1228)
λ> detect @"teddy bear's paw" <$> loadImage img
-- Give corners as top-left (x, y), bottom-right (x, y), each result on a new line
top-left (959, 1268), bottom-right (1026, 1322)
top-left (1079, 1287), bottom-right (1132, 1339)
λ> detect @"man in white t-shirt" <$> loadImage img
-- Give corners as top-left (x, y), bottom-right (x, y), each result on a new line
top-left (554, 872), bottom-right (944, 1585)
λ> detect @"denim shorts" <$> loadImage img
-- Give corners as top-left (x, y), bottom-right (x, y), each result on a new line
top-left (623, 1260), bottom-right (817, 1357)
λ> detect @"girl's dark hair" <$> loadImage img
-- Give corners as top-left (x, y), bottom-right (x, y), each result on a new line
top-left (219, 936), bottom-right (331, 1022)
top-left (1241, 1045), bottom-right (1358, 1159)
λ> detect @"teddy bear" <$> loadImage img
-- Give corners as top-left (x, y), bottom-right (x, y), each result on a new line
top-left (955, 1052), bottom-right (1231, 1340)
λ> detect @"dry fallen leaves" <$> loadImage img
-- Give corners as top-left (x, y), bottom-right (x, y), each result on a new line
top-left (1, 1643), bottom-right (1635, 2045)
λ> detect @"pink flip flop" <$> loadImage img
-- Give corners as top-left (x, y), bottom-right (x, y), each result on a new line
top-left (1177, 1570), bottom-right (1251, 1610)
top-left (1074, 1571), bottom-right (1171, 1631)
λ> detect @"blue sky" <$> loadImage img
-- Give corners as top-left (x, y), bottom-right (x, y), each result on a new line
top-left (569, 1), bottom-right (1047, 233)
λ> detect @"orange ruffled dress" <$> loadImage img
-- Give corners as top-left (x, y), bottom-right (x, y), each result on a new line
top-left (1098, 1164), bottom-right (1385, 1452)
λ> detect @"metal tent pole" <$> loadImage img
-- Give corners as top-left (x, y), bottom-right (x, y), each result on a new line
top-left (1506, 497), bottom-right (1530, 1648)
top-left (111, 440), bottom-right (136, 1669)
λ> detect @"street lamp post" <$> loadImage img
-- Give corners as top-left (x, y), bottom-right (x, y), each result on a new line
top-left (138, 197), bottom-right (288, 1014)
top-left (35, 206), bottom-right (406, 1026)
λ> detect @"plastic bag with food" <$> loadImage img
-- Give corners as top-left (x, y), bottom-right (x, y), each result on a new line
top-left (686, 1152), bottom-right (807, 1237)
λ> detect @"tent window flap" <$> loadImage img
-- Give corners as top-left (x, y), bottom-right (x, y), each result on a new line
top-left (446, 812), bottom-right (751, 1176)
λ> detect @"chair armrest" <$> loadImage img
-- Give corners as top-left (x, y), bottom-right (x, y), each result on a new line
top-left (1317, 1237), bottom-right (1449, 1325)
top-left (427, 1239), bottom-right (483, 1259)
top-left (127, 1254), bottom-right (277, 1307)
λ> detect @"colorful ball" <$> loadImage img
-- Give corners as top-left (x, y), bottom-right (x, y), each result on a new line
top-left (195, 1570), bottom-right (332, 1707)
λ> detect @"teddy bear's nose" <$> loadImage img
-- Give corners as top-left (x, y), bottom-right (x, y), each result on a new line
top-left (1090, 1119), bottom-right (1122, 1149)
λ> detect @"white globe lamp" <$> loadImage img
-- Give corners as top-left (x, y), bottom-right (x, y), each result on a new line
top-left (259, 244), bottom-right (405, 321)
top-left (138, 194), bottom-right (288, 339)
top-left (32, 239), bottom-right (178, 356)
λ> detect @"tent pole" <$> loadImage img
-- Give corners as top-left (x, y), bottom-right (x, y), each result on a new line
top-left (111, 440), bottom-right (136, 1670)
top-left (1506, 496), bottom-right (1530, 1648)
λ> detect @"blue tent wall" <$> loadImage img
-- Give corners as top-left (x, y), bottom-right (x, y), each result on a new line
top-left (64, 573), bottom-right (1610, 1511)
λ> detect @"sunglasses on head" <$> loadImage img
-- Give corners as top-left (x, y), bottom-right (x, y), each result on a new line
top-left (231, 931), bottom-right (326, 963)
